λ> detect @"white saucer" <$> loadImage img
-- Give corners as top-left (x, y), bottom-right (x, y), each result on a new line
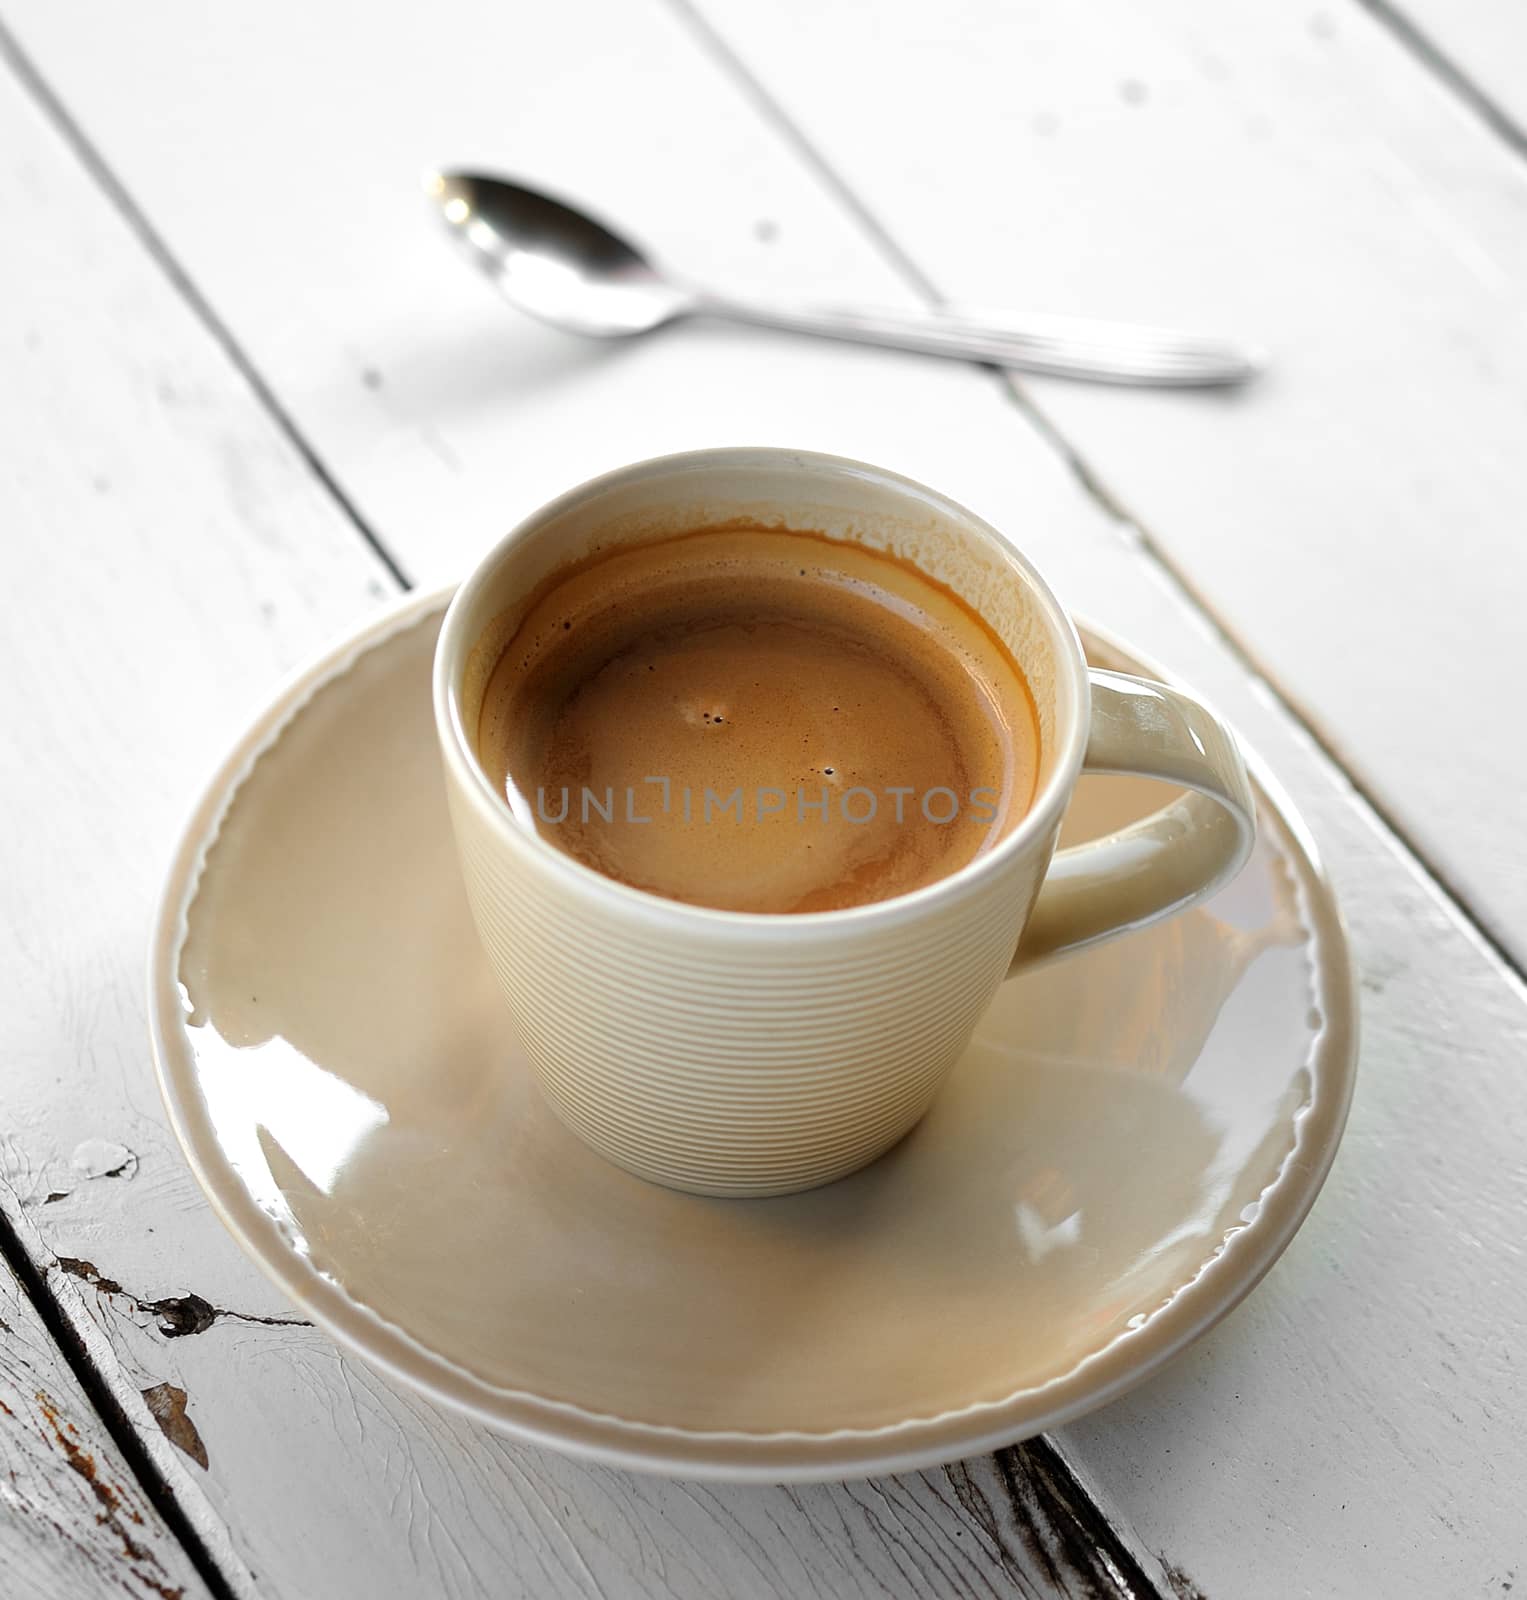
top-left (150, 588), bottom-right (1356, 1481)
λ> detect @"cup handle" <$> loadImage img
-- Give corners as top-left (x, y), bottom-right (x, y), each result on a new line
top-left (1009, 669), bottom-right (1257, 973)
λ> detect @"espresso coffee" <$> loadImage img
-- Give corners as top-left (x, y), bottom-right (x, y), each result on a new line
top-left (475, 525), bottom-right (1040, 913)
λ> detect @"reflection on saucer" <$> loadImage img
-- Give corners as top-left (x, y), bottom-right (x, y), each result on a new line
top-left (193, 1030), bottom-right (388, 1212)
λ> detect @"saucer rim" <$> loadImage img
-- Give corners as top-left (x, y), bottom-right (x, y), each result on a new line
top-left (147, 586), bottom-right (1358, 1481)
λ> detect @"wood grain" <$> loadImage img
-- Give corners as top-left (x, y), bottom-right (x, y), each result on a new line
top-left (0, 1234), bottom-right (212, 1600)
top-left (0, 1), bottom-right (1524, 1597)
top-left (679, 0), bottom-right (1527, 972)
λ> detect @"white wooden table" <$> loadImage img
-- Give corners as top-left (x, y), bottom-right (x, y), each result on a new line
top-left (3, 1), bottom-right (1525, 1594)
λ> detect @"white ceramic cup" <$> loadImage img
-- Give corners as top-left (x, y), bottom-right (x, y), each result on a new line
top-left (435, 448), bottom-right (1255, 1197)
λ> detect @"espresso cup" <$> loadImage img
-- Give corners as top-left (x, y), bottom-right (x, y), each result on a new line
top-left (434, 448), bottom-right (1255, 1197)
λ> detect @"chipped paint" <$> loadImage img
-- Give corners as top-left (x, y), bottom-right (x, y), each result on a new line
top-left (71, 1139), bottom-right (139, 1183)
top-left (141, 1384), bottom-right (209, 1471)
top-left (1162, 1560), bottom-right (1211, 1600)
top-left (22, 1141), bottom-right (139, 1208)
top-left (31, 1391), bottom-right (186, 1599)
top-left (53, 1257), bottom-right (309, 1338)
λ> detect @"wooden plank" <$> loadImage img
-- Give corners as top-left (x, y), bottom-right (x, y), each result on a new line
top-left (1, 1233), bottom-right (213, 1600)
top-left (676, 0), bottom-right (1527, 972)
top-left (2, 1), bottom-right (1525, 1596)
top-left (0, 24), bottom-right (1166, 1600)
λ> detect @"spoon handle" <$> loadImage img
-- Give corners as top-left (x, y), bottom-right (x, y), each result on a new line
top-left (699, 293), bottom-right (1263, 388)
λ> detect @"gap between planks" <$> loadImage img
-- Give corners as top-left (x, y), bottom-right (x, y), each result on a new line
top-left (1348, 0), bottom-right (1527, 163)
top-left (0, 15), bottom-right (413, 595)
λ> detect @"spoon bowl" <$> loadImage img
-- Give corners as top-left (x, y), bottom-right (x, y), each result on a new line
top-left (429, 171), bottom-right (691, 337)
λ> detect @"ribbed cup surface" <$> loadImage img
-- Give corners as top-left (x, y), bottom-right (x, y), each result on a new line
top-left (447, 783), bottom-right (1049, 1196)
top-left (432, 448), bottom-right (1083, 1197)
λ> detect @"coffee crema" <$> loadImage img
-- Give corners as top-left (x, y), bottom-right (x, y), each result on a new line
top-left (475, 525), bottom-right (1041, 913)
